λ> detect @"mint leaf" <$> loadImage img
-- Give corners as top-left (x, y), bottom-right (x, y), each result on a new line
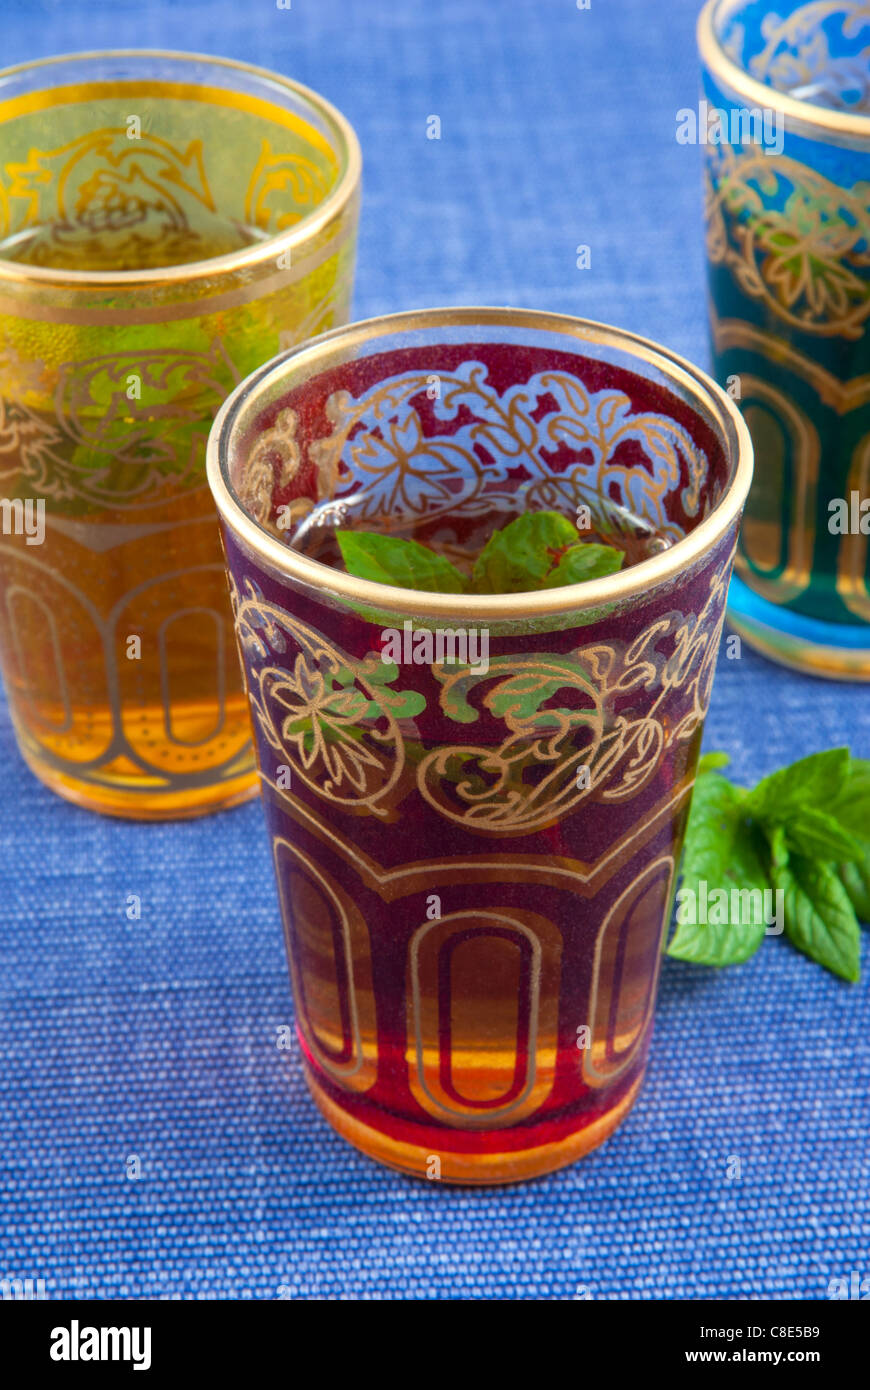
top-left (824, 758), bottom-right (870, 851)
top-left (471, 510), bottom-right (579, 593)
top-left (680, 772), bottom-right (748, 883)
top-left (336, 531), bottom-right (467, 593)
top-left (839, 846), bottom-right (870, 922)
top-left (667, 771), bottom-right (770, 966)
top-left (780, 806), bottom-right (866, 862)
top-left (768, 823), bottom-right (789, 870)
top-left (745, 748), bottom-right (851, 823)
top-left (697, 751), bottom-right (731, 773)
top-left (772, 853), bottom-right (861, 982)
top-left (745, 748), bottom-right (868, 861)
top-left (336, 511), bottom-right (626, 597)
top-left (543, 541), bottom-right (624, 588)
top-left (671, 751), bottom-right (868, 981)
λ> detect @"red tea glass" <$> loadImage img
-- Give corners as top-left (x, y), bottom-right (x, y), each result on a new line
top-left (207, 308), bottom-right (753, 1184)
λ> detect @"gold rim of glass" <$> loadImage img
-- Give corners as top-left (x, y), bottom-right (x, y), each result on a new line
top-left (0, 48), bottom-right (362, 290)
top-left (207, 306), bottom-right (754, 623)
top-left (698, 0), bottom-right (870, 141)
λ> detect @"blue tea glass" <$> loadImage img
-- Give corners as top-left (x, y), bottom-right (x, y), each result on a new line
top-left (699, 0), bottom-right (870, 678)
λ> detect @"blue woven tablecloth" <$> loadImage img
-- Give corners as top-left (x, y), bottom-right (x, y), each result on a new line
top-left (1, 0), bottom-right (868, 1301)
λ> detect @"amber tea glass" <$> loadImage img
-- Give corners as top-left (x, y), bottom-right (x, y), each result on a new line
top-left (0, 50), bottom-right (360, 816)
top-left (208, 307), bottom-right (753, 1184)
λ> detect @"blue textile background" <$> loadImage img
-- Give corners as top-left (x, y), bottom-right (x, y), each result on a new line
top-left (0, 0), bottom-right (868, 1301)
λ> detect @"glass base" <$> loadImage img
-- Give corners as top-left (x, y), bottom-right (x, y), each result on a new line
top-left (727, 575), bottom-right (870, 681)
top-left (303, 1061), bottom-right (644, 1185)
top-left (18, 746), bottom-right (260, 820)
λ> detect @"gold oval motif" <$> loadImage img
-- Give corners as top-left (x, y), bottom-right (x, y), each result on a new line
top-left (584, 856), bottom-right (674, 1087)
top-left (273, 838), bottom-right (377, 1093)
top-left (4, 583), bottom-right (72, 732)
top-left (734, 375), bottom-right (819, 603)
top-left (406, 908), bottom-right (562, 1128)
top-left (157, 607), bottom-right (226, 748)
top-left (836, 429), bottom-right (870, 618)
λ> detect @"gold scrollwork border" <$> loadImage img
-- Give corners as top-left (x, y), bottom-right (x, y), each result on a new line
top-left (0, 54), bottom-right (362, 294)
top-left (260, 771), bottom-right (694, 901)
top-left (698, 0), bottom-right (870, 143)
top-left (709, 304), bottom-right (870, 415)
top-left (208, 308), bottom-right (753, 624)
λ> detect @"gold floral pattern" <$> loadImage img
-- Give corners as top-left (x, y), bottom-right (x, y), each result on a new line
top-left (0, 127), bottom-right (331, 267)
top-left (1, 129), bottom-right (219, 265)
top-left (234, 554), bottom-right (732, 835)
top-left (230, 575), bottom-right (425, 818)
top-left (254, 362), bottom-right (711, 543)
top-left (747, 2), bottom-right (870, 113)
top-left (0, 341), bottom-right (242, 507)
top-left (235, 407), bottom-right (304, 526)
top-left (705, 143), bottom-right (870, 338)
top-left (416, 557), bottom-right (730, 833)
top-left (244, 138), bottom-right (332, 233)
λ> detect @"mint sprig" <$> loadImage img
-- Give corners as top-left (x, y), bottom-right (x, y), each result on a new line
top-left (336, 510), bottom-right (624, 595)
top-left (470, 511), bottom-right (622, 594)
top-left (335, 531), bottom-right (466, 593)
top-left (840, 847), bottom-right (870, 921)
top-left (669, 749), bottom-right (870, 981)
top-left (670, 770), bottom-right (769, 966)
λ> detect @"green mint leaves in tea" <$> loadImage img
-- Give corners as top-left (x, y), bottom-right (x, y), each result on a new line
top-left (336, 510), bottom-right (626, 595)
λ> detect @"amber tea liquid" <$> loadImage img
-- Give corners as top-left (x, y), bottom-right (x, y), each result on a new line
top-left (0, 219), bottom-right (269, 816)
